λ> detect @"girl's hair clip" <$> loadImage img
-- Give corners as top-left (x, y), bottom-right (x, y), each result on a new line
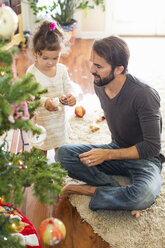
top-left (50, 22), bottom-right (56, 31)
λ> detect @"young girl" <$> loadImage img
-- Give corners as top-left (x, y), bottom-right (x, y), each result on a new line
top-left (27, 20), bottom-right (76, 155)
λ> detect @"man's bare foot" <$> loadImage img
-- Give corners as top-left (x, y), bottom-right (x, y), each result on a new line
top-left (62, 184), bottom-right (97, 196)
top-left (131, 210), bottom-right (142, 218)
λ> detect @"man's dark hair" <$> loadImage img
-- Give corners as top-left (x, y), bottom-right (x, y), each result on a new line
top-left (93, 36), bottom-right (130, 73)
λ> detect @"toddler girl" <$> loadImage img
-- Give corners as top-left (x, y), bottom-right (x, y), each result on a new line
top-left (27, 20), bottom-right (76, 155)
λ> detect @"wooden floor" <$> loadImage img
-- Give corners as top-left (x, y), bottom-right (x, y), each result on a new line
top-left (15, 39), bottom-right (110, 248)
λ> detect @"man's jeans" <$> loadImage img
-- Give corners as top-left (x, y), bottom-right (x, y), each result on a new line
top-left (55, 143), bottom-right (162, 211)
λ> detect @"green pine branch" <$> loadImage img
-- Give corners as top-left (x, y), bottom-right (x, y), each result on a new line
top-left (0, 147), bottom-right (67, 207)
top-left (0, 50), bottom-right (12, 67)
top-left (0, 47), bottom-right (67, 246)
top-left (0, 214), bottom-right (25, 248)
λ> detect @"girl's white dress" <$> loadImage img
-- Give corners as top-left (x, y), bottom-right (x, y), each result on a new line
top-left (27, 63), bottom-right (75, 150)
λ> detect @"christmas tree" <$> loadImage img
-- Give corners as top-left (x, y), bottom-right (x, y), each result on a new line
top-left (0, 30), bottom-right (67, 248)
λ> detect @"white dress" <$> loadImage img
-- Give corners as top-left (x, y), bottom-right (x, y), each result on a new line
top-left (27, 63), bottom-right (75, 150)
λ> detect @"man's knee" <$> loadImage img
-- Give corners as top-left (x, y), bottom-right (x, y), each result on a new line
top-left (55, 145), bottom-right (69, 162)
top-left (131, 183), bottom-right (160, 209)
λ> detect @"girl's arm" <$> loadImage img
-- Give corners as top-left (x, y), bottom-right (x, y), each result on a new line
top-left (62, 65), bottom-right (78, 100)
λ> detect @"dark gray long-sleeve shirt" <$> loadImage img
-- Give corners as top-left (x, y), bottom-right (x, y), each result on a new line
top-left (94, 74), bottom-right (162, 159)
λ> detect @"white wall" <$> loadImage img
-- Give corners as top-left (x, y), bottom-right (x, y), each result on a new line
top-left (74, 0), bottom-right (112, 39)
top-left (21, 0), bottom-right (165, 38)
top-left (108, 0), bottom-right (165, 36)
top-left (21, 0), bottom-right (112, 38)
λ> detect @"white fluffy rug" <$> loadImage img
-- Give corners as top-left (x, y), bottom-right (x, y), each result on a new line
top-left (64, 90), bottom-right (165, 248)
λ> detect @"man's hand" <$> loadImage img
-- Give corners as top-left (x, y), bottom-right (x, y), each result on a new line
top-left (79, 148), bottom-right (110, 166)
top-left (44, 98), bottom-right (58, 111)
top-left (79, 146), bottom-right (139, 166)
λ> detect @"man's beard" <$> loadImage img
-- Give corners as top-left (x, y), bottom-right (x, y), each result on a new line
top-left (93, 70), bottom-right (114, 87)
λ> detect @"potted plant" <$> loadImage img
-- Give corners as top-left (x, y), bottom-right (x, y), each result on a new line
top-left (27, 0), bottom-right (105, 43)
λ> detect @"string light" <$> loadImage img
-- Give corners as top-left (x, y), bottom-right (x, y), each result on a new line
top-left (4, 206), bottom-right (10, 211)
top-left (0, 71), bottom-right (5, 76)
top-left (0, 197), bottom-right (5, 202)
top-left (0, 130), bottom-right (29, 177)
top-left (0, 134), bottom-right (27, 175)
top-left (11, 223), bottom-right (16, 228)
top-left (18, 160), bottom-right (23, 165)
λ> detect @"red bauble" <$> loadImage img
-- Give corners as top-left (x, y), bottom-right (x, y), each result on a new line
top-left (39, 217), bottom-right (66, 246)
top-left (75, 106), bottom-right (86, 118)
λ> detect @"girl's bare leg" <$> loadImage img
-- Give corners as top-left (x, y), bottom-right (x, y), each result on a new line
top-left (43, 150), bottom-right (47, 156)
top-left (54, 147), bottom-right (58, 152)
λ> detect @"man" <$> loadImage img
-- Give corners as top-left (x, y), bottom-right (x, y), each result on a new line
top-left (55, 36), bottom-right (163, 216)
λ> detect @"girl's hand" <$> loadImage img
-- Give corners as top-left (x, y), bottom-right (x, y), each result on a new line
top-left (44, 98), bottom-right (58, 111)
top-left (65, 94), bottom-right (76, 106)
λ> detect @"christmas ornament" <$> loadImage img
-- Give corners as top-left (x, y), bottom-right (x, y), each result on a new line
top-left (75, 106), bottom-right (86, 118)
top-left (90, 124), bottom-right (100, 132)
top-left (8, 101), bottom-right (29, 124)
top-left (39, 217), bottom-right (66, 246)
top-left (29, 124), bottom-right (47, 146)
top-left (96, 116), bottom-right (105, 123)
top-left (59, 96), bottom-right (68, 105)
top-left (0, 5), bottom-right (18, 38)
